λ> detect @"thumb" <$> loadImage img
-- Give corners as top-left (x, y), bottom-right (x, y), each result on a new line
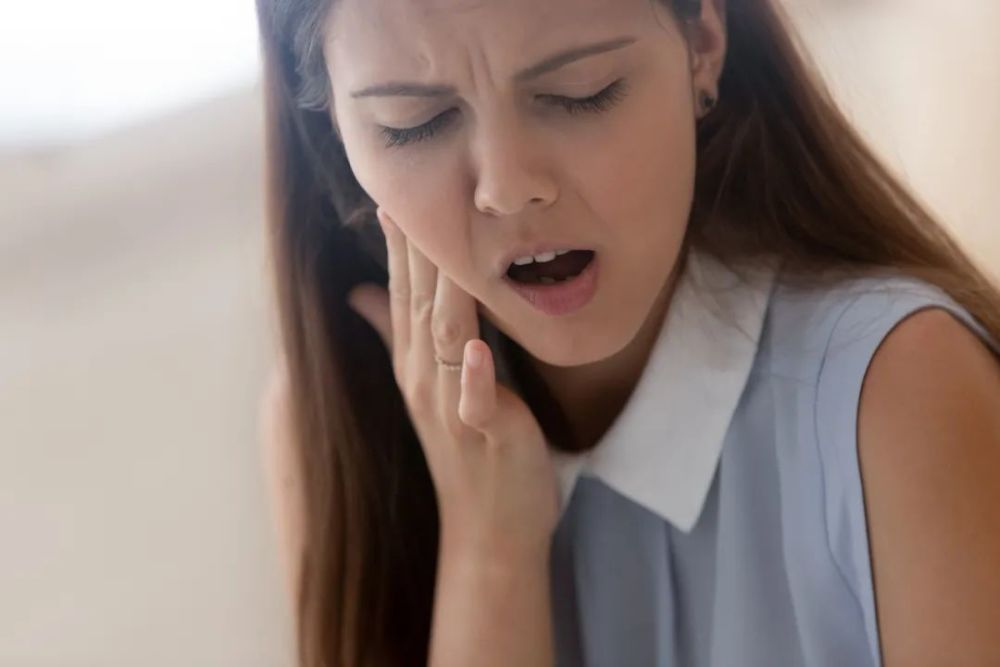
top-left (457, 338), bottom-right (497, 432)
top-left (348, 283), bottom-right (393, 350)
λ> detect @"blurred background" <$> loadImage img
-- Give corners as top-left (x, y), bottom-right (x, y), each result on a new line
top-left (0, 1), bottom-right (997, 665)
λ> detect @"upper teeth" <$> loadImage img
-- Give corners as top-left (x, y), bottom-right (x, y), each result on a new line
top-left (512, 249), bottom-right (572, 266)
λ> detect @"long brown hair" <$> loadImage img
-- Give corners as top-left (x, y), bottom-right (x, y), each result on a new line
top-left (253, 0), bottom-right (1000, 664)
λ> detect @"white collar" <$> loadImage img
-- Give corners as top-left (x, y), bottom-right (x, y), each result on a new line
top-left (548, 249), bottom-right (779, 532)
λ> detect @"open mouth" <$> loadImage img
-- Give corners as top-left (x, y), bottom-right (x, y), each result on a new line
top-left (505, 249), bottom-right (596, 284)
top-left (502, 250), bottom-right (600, 316)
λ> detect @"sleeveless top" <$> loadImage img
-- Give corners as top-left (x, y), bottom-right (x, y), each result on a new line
top-left (491, 249), bottom-right (1000, 667)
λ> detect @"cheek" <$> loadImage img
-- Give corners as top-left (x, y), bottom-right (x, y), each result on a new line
top-left (384, 161), bottom-right (464, 253)
top-left (342, 127), bottom-right (436, 224)
top-left (346, 142), bottom-right (473, 275)
top-left (573, 95), bottom-right (696, 246)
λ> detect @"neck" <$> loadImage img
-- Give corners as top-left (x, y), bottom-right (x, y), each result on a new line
top-left (530, 255), bottom-right (685, 450)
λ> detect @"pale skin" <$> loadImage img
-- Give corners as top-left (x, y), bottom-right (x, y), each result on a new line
top-left (858, 309), bottom-right (1000, 665)
top-left (260, 0), bottom-right (1000, 663)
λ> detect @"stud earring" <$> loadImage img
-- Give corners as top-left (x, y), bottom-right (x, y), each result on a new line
top-left (699, 91), bottom-right (717, 117)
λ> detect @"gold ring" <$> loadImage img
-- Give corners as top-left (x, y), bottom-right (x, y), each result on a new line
top-left (433, 353), bottom-right (463, 372)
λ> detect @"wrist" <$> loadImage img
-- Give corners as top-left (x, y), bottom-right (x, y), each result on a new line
top-left (438, 534), bottom-right (551, 580)
top-left (430, 537), bottom-right (555, 667)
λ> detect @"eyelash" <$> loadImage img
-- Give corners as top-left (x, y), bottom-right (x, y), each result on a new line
top-left (379, 78), bottom-right (629, 149)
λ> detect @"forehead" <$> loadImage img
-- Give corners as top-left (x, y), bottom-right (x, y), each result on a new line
top-left (325, 0), bottom-right (660, 83)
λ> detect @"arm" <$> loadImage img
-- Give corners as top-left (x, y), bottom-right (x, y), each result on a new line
top-left (258, 361), bottom-right (306, 611)
top-left (429, 544), bottom-right (555, 667)
top-left (259, 360), bottom-right (555, 665)
top-left (858, 308), bottom-right (1000, 665)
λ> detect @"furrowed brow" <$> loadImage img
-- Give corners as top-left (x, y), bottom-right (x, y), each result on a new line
top-left (350, 35), bottom-right (637, 99)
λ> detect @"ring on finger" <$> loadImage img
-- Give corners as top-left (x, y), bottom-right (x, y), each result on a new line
top-left (434, 352), bottom-right (463, 372)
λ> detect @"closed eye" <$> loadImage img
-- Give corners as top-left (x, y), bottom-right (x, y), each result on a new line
top-left (378, 78), bottom-right (629, 149)
top-left (537, 78), bottom-right (629, 115)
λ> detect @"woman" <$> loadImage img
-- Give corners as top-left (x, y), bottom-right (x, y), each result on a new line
top-left (255, 0), bottom-right (1000, 665)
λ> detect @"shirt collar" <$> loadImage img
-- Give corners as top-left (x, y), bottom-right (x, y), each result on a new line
top-left (548, 248), bottom-right (779, 532)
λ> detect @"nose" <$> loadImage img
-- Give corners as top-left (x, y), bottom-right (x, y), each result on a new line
top-left (472, 116), bottom-right (558, 217)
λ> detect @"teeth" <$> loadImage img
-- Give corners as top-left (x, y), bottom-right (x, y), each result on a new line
top-left (532, 251), bottom-right (557, 263)
top-left (511, 249), bottom-right (575, 266)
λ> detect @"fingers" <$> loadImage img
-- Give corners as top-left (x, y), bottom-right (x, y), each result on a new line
top-left (367, 207), bottom-right (498, 446)
top-left (434, 267), bottom-right (481, 428)
top-left (458, 339), bottom-right (498, 431)
top-left (406, 222), bottom-right (439, 374)
top-left (347, 283), bottom-right (392, 350)
top-left (378, 208), bottom-right (410, 365)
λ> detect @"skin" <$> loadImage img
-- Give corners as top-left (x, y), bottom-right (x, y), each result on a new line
top-left (326, 0), bottom-right (727, 448)
top-left (858, 309), bottom-right (1000, 665)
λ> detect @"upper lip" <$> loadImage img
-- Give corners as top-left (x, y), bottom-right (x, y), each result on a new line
top-left (498, 242), bottom-right (596, 278)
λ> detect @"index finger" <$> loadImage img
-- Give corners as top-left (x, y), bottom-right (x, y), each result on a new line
top-left (378, 208), bottom-right (411, 364)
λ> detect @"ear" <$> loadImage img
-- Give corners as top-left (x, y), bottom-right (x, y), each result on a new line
top-left (688, 0), bottom-right (727, 108)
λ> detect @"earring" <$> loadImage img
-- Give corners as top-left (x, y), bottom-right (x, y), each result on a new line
top-left (699, 91), bottom-right (717, 117)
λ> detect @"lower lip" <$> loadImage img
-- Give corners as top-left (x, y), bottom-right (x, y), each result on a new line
top-left (503, 254), bottom-right (600, 316)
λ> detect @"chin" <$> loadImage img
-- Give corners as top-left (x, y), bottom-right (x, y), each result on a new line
top-left (502, 314), bottom-right (636, 369)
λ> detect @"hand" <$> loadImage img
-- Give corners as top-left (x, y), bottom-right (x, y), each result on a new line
top-left (347, 207), bottom-right (560, 565)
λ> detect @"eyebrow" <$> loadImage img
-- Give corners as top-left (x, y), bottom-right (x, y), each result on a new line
top-left (350, 35), bottom-right (637, 99)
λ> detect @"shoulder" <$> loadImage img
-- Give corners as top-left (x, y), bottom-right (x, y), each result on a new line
top-left (760, 266), bottom-right (1000, 663)
top-left (860, 306), bottom-right (1000, 426)
top-left (759, 266), bottom-right (958, 379)
top-left (258, 360), bottom-right (306, 605)
top-left (857, 306), bottom-right (1000, 664)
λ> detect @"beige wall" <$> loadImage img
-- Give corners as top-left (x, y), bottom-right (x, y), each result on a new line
top-left (0, 3), bottom-right (996, 666)
top-left (0, 88), bottom-right (295, 666)
top-left (786, 0), bottom-right (1000, 275)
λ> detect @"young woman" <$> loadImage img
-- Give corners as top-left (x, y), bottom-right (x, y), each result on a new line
top-left (254, 0), bottom-right (1000, 665)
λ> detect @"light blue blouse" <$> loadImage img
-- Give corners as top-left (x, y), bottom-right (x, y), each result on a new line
top-left (514, 250), bottom-right (1000, 667)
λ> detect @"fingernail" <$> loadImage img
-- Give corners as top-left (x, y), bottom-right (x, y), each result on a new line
top-left (465, 343), bottom-right (483, 369)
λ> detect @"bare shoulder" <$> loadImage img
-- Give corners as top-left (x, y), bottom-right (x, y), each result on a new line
top-left (258, 360), bottom-right (306, 607)
top-left (858, 307), bottom-right (1000, 664)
